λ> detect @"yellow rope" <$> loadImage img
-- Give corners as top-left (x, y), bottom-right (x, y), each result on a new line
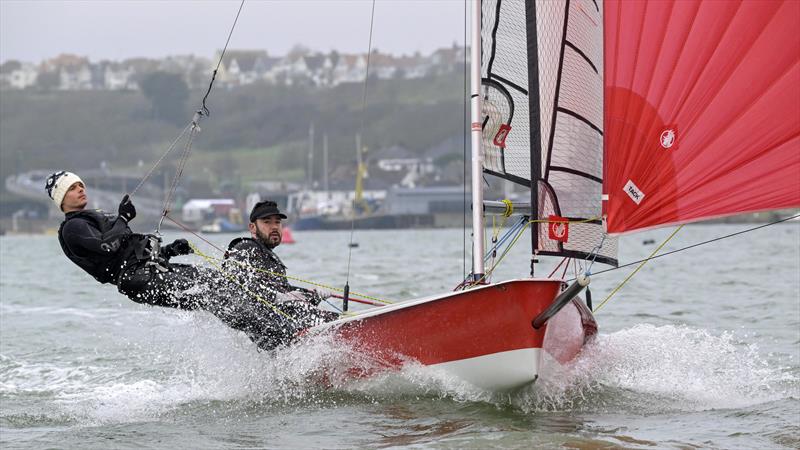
top-left (190, 242), bottom-right (394, 305)
top-left (501, 199), bottom-right (514, 217)
top-left (592, 225), bottom-right (684, 313)
top-left (467, 219), bottom-right (529, 287)
top-left (192, 215), bottom-right (600, 303)
top-left (528, 216), bottom-right (601, 224)
top-left (462, 216), bottom-right (603, 289)
top-left (231, 258), bottom-right (393, 305)
top-left (487, 220), bottom-right (530, 275)
top-left (488, 210), bottom-right (512, 280)
top-left (188, 242), bottom-right (296, 320)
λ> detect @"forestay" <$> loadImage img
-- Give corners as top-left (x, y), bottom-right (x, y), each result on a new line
top-left (481, 0), bottom-right (617, 266)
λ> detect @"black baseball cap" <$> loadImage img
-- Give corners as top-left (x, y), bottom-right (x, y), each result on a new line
top-left (249, 200), bottom-right (287, 222)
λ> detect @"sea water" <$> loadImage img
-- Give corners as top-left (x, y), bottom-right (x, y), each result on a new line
top-left (1, 223), bottom-right (798, 449)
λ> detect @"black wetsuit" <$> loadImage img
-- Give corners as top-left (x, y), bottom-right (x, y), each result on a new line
top-left (58, 210), bottom-right (334, 351)
top-left (58, 209), bottom-right (206, 309)
top-left (223, 237), bottom-right (339, 348)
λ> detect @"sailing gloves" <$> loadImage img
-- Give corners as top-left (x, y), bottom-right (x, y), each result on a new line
top-left (118, 195), bottom-right (136, 222)
top-left (162, 239), bottom-right (193, 259)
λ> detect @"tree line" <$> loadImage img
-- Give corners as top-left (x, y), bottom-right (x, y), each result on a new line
top-left (0, 70), bottom-right (467, 189)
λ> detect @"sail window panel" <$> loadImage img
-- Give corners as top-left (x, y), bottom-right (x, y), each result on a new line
top-left (537, 181), bottom-right (618, 265)
top-left (500, 83), bottom-right (533, 181)
top-left (548, 171), bottom-right (602, 218)
top-left (480, 0), bottom-right (499, 75)
top-left (565, 0), bottom-right (603, 74)
top-left (538, 220), bottom-right (618, 266)
top-left (548, 115), bottom-right (603, 182)
top-left (480, 80), bottom-right (532, 182)
top-left (535, 0), bottom-right (567, 174)
top-left (481, 0), bottom-right (533, 183)
top-left (482, 0), bottom-right (529, 92)
top-left (557, 49), bottom-right (603, 133)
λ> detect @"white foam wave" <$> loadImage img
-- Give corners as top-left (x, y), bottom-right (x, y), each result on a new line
top-left (0, 304), bottom-right (122, 318)
top-left (516, 324), bottom-right (798, 413)
top-left (0, 357), bottom-right (109, 396)
top-left (7, 321), bottom-right (795, 424)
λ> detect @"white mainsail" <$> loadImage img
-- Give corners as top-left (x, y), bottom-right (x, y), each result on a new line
top-left (480, 0), bottom-right (617, 266)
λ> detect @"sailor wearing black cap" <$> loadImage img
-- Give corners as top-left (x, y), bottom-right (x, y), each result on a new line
top-left (224, 200), bottom-right (338, 348)
top-left (229, 200), bottom-right (292, 289)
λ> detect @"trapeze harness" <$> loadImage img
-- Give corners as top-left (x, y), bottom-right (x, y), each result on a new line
top-left (57, 209), bottom-right (202, 309)
top-left (58, 210), bottom-right (154, 284)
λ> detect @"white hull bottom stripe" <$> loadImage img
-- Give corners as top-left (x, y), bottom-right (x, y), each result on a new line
top-left (431, 348), bottom-right (542, 391)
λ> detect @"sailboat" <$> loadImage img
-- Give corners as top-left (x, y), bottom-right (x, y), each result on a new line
top-left (305, 0), bottom-right (800, 391)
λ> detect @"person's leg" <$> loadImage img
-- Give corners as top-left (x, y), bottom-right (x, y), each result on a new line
top-left (118, 263), bottom-right (301, 351)
top-left (205, 281), bottom-right (299, 351)
top-left (117, 263), bottom-right (208, 310)
top-left (280, 300), bottom-right (340, 328)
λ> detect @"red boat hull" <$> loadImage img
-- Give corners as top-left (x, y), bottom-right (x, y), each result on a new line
top-left (310, 279), bottom-right (597, 391)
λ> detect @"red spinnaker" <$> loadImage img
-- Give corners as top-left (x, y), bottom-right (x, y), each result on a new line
top-left (603, 0), bottom-right (800, 234)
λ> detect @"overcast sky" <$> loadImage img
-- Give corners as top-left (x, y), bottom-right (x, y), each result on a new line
top-left (1, 0), bottom-right (469, 63)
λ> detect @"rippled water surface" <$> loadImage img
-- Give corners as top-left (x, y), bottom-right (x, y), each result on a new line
top-left (1, 223), bottom-right (798, 449)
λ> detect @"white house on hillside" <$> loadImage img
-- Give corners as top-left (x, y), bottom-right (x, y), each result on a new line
top-left (103, 62), bottom-right (135, 90)
top-left (0, 61), bottom-right (38, 89)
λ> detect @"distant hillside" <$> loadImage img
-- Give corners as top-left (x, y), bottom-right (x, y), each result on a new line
top-left (0, 73), bottom-right (467, 191)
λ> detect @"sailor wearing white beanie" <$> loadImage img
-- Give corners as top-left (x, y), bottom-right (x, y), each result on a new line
top-left (45, 171), bottom-right (84, 211)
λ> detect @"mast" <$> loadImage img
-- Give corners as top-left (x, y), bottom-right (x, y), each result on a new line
top-left (323, 133), bottom-right (329, 195)
top-left (307, 123), bottom-right (315, 189)
top-left (525, 0), bottom-right (541, 276)
top-left (354, 133), bottom-right (366, 213)
top-left (470, 0), bottom-right (485, 281)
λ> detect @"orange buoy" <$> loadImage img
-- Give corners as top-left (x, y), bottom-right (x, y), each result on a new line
top-left (282, 226), bottom-right (296, 244)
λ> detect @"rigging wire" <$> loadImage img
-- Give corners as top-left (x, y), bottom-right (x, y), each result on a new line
top-left (156, 116), bottom-right (200, 232)
top-left (584, 213), bottom-right (800, 280)
top-left (573, 213), bottom-right (800, 312)
top-left (459, 213), bottom-right (800, 291)
top-left (129, 124), bottom-right (192, 196)
top-left (457, 216), bottom-right (599, 289)
top-left (463, 0), bottom-right (469, 281)
top-left (343, 0), bottom-right (377, 306)
top-left (592, 225), bottom-right (684, 312)
top-left (200, 0), bottom-right (245, 117)
top-left (483, 215), bottom-right (526, 261)
top-left (163, 213), bottom-right (393, 306)
top-left (161, 0), bottom-right (244, 206)
top-left (127, 0), bottom-right (245, 231)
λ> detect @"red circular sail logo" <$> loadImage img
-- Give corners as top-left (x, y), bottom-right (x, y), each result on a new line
top-left (552, 222), bottom-right (566, 238)
top-left (660, 129), bottom-right (676, 149)
top-left (548, 215), bottom-right (569, 243)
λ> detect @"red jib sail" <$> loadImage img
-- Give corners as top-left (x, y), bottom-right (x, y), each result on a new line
top-left (603, 0), bottom-right (800, 234)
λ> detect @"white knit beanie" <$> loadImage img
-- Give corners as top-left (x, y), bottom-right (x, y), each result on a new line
top-left (45, 171), bottom-right (84, 211)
